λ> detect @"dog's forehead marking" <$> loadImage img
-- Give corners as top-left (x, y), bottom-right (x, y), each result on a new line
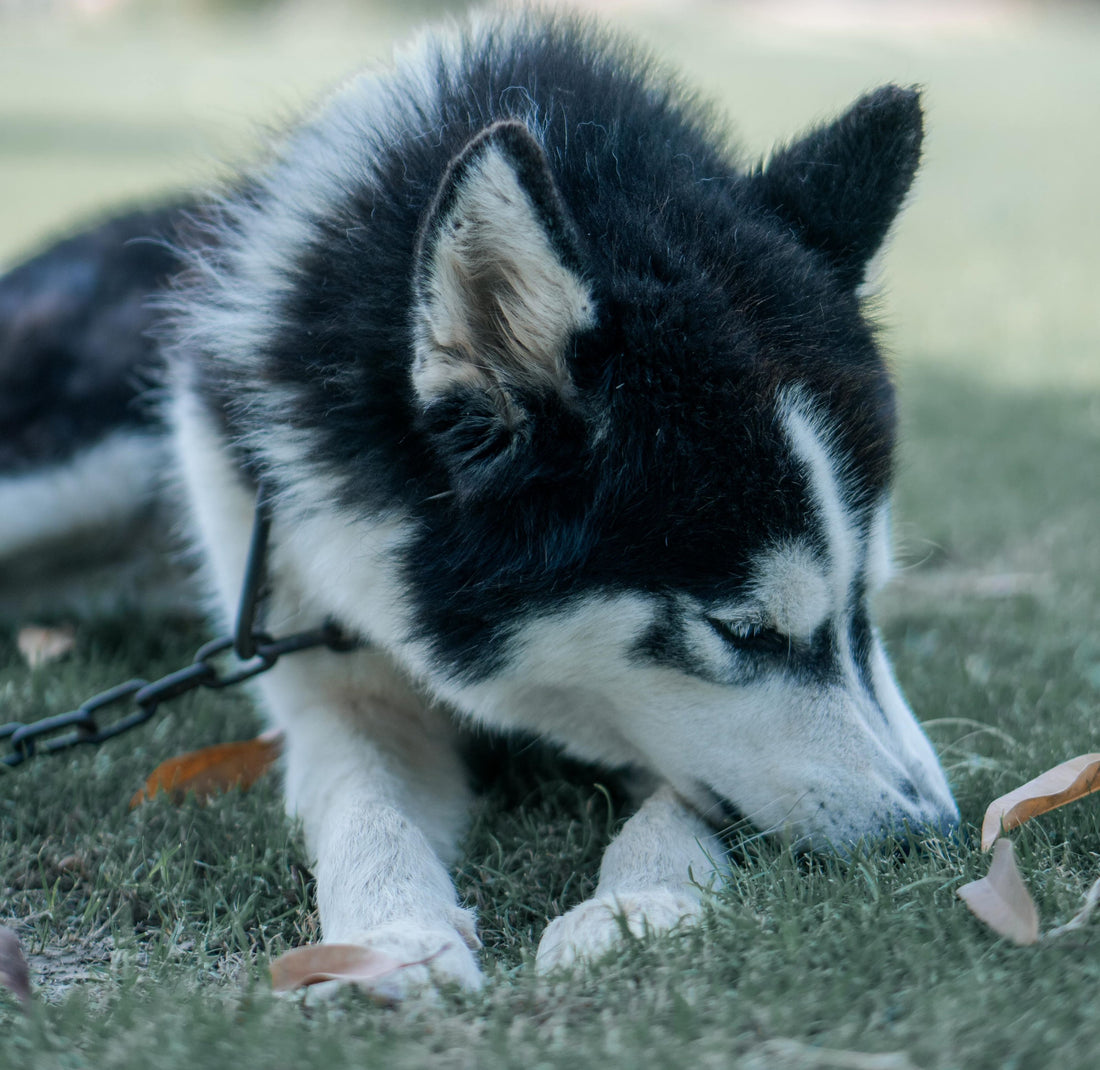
top-left (749, 540), bottom-right (831, 639)
top-left (778, 388), bottom-right (858, 605)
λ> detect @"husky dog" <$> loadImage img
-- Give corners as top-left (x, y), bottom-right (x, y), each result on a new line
top-left (1, 12), bottom-right (958, 994)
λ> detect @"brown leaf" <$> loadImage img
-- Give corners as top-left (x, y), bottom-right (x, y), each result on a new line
top-left (129, 730), bottom-right (283, 807)
top-left (269, 942), bottom-right (442, 996)
top-left (957, 838), bottom-right (1039, 945)
top-left (17, 624), bottom-right (75, 668)
top-left (981, 753), bottom-right (1100, 850)
top-left (0, 927), bottom-right (32, 1008)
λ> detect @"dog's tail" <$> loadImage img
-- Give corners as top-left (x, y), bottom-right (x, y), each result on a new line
top-left (0, 205), bottom-right (196, 620)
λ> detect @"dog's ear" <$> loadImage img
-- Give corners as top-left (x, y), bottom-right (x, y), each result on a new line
top-left (750, 85), bottom-right (923, 289)
top-left (411, 120), bottom-right (594, 412)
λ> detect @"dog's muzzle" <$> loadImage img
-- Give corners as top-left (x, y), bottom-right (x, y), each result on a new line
top-left (691, 783), bottom-right (961, 856)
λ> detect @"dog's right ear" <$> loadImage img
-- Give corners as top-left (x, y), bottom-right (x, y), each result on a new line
top-left (411, 120), bottom-right (594, 412)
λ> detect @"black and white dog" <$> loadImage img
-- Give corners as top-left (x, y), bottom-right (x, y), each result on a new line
top-left (0, 11), bottom-right (958, 994)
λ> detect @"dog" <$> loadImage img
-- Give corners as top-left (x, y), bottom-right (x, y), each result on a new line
top-left (0, 10), bottom-right (959, 995)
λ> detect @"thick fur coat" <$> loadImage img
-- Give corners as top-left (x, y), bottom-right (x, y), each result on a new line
top-left (0, 11), bottom-right (958, 993)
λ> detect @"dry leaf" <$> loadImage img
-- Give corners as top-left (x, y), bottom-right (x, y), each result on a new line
top-left (0, 927), bottom-right (32, 1008)
top-left (269, 943), bottom-right (442, 996)
top-left (1046, 873), bottom-right (1100, 939)
top-left (957, 838), bottom-right (1039, 945)
top-left (981, 753), bottom-right (1100, 850)
top-left (129, 731), bottom-right (283, 807)
top-left (17, 624), bottom-right (75, 668)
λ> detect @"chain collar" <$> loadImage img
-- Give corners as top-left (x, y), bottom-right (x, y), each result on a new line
top-left (1, 482), bottom-right (360, 768)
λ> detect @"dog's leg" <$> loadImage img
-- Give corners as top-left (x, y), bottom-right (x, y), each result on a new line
top-left (261, 645), bottom-right (483, 999)
top-left (173, 400), bottom-right (479, 999)
top-left (535, 785), bottom-right (725, 971)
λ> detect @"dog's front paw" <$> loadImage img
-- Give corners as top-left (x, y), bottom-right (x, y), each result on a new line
top-left (282, 920), bottom-right (483, 1003)
top-left (535, 889), bottom-right (702, 972)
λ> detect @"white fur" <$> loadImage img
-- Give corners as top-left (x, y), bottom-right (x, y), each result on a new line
top-left (446, 584), bottom-right (954, 849)
top-left (866, 500), bottom-right (896, 591)
top-left (748, 539), bottom-right (831, 640)
top-left (170, 391), bottom-right (736, 986)
top-left (536, 786), bottom-right (723, 971)
top-left (779, 388), bottom-right (858, 605)
top-left (171, 394), bottom-right (481, 997)
top-left (0, 430), bottom-right (191, 620)
top-left (0, 431), bottom-right (163, 560)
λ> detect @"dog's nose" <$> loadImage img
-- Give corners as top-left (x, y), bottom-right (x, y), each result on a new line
top-left (924, 804), bottom-right (963, 844)
top-left (887, 798), bottom-right (962, 853)
top-left (895, 771), bottom-right (961, 838)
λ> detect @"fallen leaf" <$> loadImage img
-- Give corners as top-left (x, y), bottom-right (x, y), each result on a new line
top-left (1046, 872), bottom-right (1100, 939)
top-left (957, 838), bottom-right (1039, 945)
top-left (0, 927), bottom-right (32, 1008)
top-left (981, 753), bottom-right (1100, 850)
top-left (56, 855), bottom-right (87, 878)
top-left (129, 730), bottom-right (283, 807)
top-left (269, 943), bottom-right (443, 996)
top-left (17, 624), bottom-right (75, 668)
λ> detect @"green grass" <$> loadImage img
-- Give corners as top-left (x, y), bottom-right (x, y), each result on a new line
top-left (2, 3), bottom-right (1100, 1067)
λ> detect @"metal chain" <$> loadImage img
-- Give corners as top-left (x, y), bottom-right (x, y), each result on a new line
top-left (1, 482), bottom-right (361, 768)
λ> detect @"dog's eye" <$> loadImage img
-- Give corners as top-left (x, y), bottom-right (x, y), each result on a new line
top-left (706, 618), bottom-right (790, 656)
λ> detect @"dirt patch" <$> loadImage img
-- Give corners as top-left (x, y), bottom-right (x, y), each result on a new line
top-left (1, 921), bottom-right (115, 1003)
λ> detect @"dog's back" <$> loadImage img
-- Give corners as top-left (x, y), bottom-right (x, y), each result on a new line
top-left (0, 207), bottom-right (194, 618)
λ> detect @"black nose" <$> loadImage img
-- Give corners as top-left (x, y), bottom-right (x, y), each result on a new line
top-left (894, 776), bottom-right (962, 842)
top-left (925, 807), bottom-right (965, 846)
top-left (818, 801), bottom-right (965, 859)
top-left (885, 805), bottom-right (965, 856)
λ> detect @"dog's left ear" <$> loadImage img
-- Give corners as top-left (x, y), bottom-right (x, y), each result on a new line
top-left (411, 120), bottom-right (594, 412)
top-left (750, 85), bottom-right (923, 289)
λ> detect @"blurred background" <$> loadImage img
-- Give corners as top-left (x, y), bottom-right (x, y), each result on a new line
top-left (1, 0), bottom-right (1097, 385)
top-left (1, 0), bottom-right (1098, 578)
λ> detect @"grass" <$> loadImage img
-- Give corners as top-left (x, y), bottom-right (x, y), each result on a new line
top-left (2, 2), bottom-right (1100, 1067)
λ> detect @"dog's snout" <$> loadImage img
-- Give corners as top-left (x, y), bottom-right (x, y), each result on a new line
top-left (885, 785), bottom-right (961, 852)
top-left (894, 806), bottom-right (960, 843)
top-left (811, 802), bottom-right (961, 859)
top-left (802, 775), bottom-right (961, 856)
top-left (927, 807), bottom-right (964, 845)
top-left (923, 799), bottom-right (962, 841)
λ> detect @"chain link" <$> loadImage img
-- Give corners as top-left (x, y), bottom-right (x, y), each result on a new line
top-left (2, 483), bottom-right (361, 769)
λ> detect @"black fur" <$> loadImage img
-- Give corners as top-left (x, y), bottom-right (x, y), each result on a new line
top-left (749, 85), bottom-right (923, 290)
top-left (172, 13), bottom-right (922, 682)
top-left (414, 119), bottom-right (586, 280)
top-left (0, 207), bottom-right (185, 473)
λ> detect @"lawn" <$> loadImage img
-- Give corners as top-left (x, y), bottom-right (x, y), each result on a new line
top-left (2, 2), bottom-right (1099, 1068)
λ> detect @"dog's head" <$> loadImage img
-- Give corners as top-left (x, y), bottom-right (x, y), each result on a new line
top-left (408, 87), bottom-right (958, 849)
